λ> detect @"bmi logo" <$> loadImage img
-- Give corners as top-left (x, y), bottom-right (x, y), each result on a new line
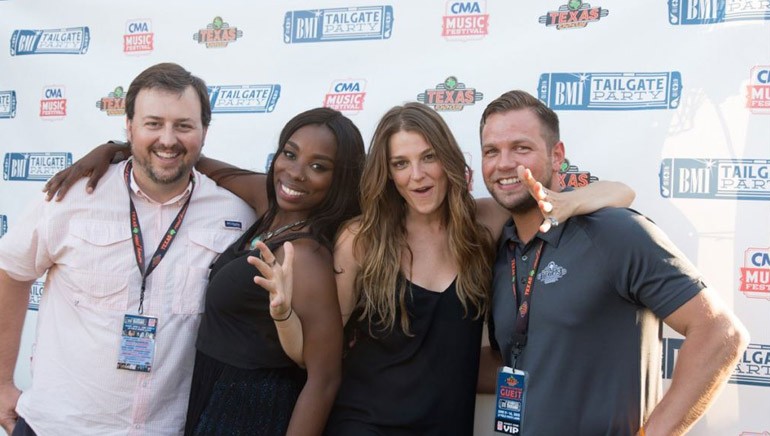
top-left (28, 280), bottom-right (45, 311)
top-left (747, 66), bottom-right (770, 114)
top-left (208, 85), bottom-right (281, 113)
top-left (668, 0), bottom-right (770, 25)
top-left (659, 158), bottom-right (770, 200)
top-left (417, 76), bottom-right (483, 111)
top-left (124, 19), bottom-right (153, 54)
top-left (665, 338), bottom-right (770, 387)
top-left (10, 27), bottom-right (90, 56)
top-left (39, 86), bottom-right (67, 119)
top-left (539, 72), bottom-right (682, 110)
top-left (3, 152), bottom-right (73, 182)
top-left (324, 80), bottom-right (366, 114)
top-left (193, 17), bottom-right (243, 48)
top-left (442, 1), bottom-right (489, 40)
top-left (96, 86), bottom-right (126, 116)
top-left (0, 91), bottom-right (17, 119)
top-left (539, 1), bottom-right (609, 29)
top-left (559, 161), bottom-right (598, 188)
top-left (740, 247), bottom-right (770, 298)
top-left (284, 6), bottom-right (394, 44)
top-left (0, 215), bottom-right (7, 238)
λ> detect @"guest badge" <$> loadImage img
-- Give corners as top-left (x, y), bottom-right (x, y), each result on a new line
top-left (494, 366), bottom-right (527, 434)
top-left (117, 314), bottom-right (158, 372)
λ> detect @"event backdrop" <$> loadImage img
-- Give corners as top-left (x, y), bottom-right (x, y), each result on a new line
top-left (1, 1), bottom-right (769, 434)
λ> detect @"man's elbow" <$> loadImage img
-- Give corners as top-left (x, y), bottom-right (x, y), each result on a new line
top-left (716, 313), bottom-right (750, 363)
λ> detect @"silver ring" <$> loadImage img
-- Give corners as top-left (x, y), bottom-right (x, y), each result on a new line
top-left (547, 216), bottom-right (559, 227)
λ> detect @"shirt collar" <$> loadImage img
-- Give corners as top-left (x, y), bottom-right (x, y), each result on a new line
top-left (126, 160), bottom-right (196, 206)
top-left (501, 215), bottom-right (567, 250)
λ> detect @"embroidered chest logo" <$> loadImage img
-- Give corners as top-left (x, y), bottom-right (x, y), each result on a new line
top-left (537, 261), bottom-right (567, 284)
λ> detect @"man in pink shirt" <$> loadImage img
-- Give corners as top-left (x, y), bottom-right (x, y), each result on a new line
top-left (0, 63), bottom-right (255, 435)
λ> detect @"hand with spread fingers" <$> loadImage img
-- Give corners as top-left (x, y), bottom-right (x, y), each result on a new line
top-left (517, 165), bottom-right (572, 233)
top-left (42, 141), bottom-right (129, 201)
top-left (247, 241), bottom-right (295, 322)
top-left (0, 382), bottom-right (21, 436)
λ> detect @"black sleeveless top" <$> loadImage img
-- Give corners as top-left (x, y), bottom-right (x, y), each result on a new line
top-left (326, 278), bottom-right (483, 435)
top-left (195, 219), bottom-right (314, 369)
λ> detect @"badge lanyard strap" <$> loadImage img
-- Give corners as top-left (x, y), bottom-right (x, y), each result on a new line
top-left (509, 239), bottom-right (545, 368)
top-left (124, 162), bottom-right (194, 314)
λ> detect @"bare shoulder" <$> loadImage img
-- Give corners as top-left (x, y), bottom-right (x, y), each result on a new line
top-left (285, 237), bottom-right (334, 273)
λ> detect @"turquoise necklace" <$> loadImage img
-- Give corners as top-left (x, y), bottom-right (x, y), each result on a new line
top-left (249, 219), bottom-right (307, 250)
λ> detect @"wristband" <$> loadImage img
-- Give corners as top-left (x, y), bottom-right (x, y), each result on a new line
top-left (271, 307), bottom-right (292, 322)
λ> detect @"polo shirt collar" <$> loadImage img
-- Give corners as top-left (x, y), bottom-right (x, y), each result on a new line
top-left (501, 215), bottom-right (567, 249)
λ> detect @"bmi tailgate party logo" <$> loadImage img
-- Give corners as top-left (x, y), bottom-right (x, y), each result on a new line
top-left (442, 1), bottom-right (489, 40)
top-left (748, 66), bottom-right (770, 114)
top-left (665, 338), bottom-right (770, 387)
top-left (417, 76), bottom-right (483, 111)
top-left (29, 280), bottom-right (44, 311)
top-left (208, 85), bottom-right (281, 113)
top-left (539, 1), bottom-right (609, 29)
top-left (668, 0), bottom-right (770, 25)
top-left (659, 158), bottom-right (770, 200)
top-left (0, 91), bottom-right (17, 119)
top-left (193, 17), bottom-right (242, 48)
top-left (0, 215), bottom-right (7, 238)
top-left (3, 152), bottom-right (72, 182)
top-left (10, 26), bottom-right (90, 56)
top-left (284, 6), bottom-right (394, 43)
top-left (39, 86), bottom-right (66, 119)
top-left (96, 86), bottom-right (126, 116)
top-left (539, 72), bottom-right (682, 110)
top-left (740, 247), bottom-right (770, 299)
top-left (324, 80), bottom-right (366, 114)
top-left (124, 19), bottom-right (153, 54)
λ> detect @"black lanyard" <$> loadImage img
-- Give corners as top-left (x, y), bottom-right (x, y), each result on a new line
top-left (508, 239), bottom-right (545, 368)
top-left (124, 162), bottom-right (194, 314)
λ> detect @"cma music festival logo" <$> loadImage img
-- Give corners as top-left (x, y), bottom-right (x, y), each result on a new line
top-left (10, 26), bottom-right (90, 56)
top-left (324, 80), bottom-right (367, 114)
top-left (3, 152), bottom-right (73, 182)
top-left (193, 17), bottom-right (243, 48)
top-left (208, 85), bottom-right (281, 114)
top-left (0, 91), bottom-right (17, 119)
top-left (284, 5), bottom-right (394, 43)
top-left (417, 76), bottom-right (483, 111)
top-left (747, 66), bottom-right (770, 114)
top-left (0, 215), bottom-right (7, 238)
top-left (442, 1), bottom-right (489, 40)
top-left (664, 338), bottom-right (770, 387)
top-left (659, 158), bottom-right (770, 201)
top-left (539, 72), bottom-right (682, 110)
top-left (124, 19), bottom-right (153, 54)
top-left (740, 247), bottom-right (770, 299)
top-left (39, 86), bottom-right (67, 120)
top-left (538, 1), bottom-right (609, 29)
top-left (668, 0), bottom-right (770, 25)
top-left (95, 86), bottom-right (126, 116)
top-left (28, 280), bottom-right (45, 311)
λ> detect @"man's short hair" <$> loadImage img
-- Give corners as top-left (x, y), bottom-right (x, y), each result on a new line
top-left (480, 90), bottom-right (560, 149)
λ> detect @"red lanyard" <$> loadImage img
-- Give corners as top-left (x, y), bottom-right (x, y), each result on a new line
top-left (509, 239), bottom-right (545, 367)
top-left (124, 162), bottom-right (194, 314)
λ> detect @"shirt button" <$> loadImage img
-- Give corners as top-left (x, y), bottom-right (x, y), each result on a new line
top-left (142, 381), bottom-right (148, 387)
top-left (134, 424), bottom-right (141, 429)
top-left (521, 255), bottom-right (528, 261)
top-left (520, 277), bottom-right (527, 285)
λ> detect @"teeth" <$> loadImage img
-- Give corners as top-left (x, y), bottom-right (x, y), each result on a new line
top-left (154, 151), bottom-right (180, 159)
top-left (281, 184), bottom-right (304, 197)
top-left (499, 177), bottom-right (520, 186)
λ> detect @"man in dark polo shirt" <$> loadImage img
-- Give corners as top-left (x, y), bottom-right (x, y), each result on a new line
top-left (479, 90), bottom-right (749, 435)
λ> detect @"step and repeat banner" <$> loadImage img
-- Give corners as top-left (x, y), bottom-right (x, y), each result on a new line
top-left (1, 1), bottom-right (769, 434)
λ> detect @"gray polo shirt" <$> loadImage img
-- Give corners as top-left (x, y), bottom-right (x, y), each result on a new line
top-left (489, 207), bottom-right (705, 435)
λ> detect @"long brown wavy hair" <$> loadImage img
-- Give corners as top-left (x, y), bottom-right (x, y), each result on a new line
top-left (353, 102), bottom-right (494, 335)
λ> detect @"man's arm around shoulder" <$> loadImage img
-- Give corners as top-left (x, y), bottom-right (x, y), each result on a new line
top-left (643, 287), bottom-right (749, 436)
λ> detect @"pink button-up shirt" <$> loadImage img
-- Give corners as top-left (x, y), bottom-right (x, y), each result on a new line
top-left (0, 161), bottom-right (256, 435)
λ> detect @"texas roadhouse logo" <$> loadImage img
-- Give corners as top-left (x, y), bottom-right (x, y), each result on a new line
top-left (417, 76), bottom-right (483, 111)
top-left (284, 6), bottom-right (394, 44)
top-left (39, 86), bottom-right (67, 119)
top-left (665, 339), bottom-right (770, 387)
top-left (3, 152), bottom-right (73, 182)
top-left (539, 1), bottom-right (609, 29)
top-left (124, 19), bottom-right (154, 54)
top-left (747, 66), bottom-right (770, 114)
top-left (442, 1), bottom-right (489, 40)
top-left (0, 91), bottom-right (17, 119)
top-left (668, 0), bottom-right (770, 25)
top-left (193, 17), bottom-right (242, 48)
top-left (559, 161), bottom-right (598, 188)
top-left (324, 80), bottom-right (366, 114)
top-left (10, 26), bottom-right (90, 56)
top-left (95, 86), bottom-right (126, 116)
top-left (659, 158), bottom-right (770, 200)
top-left (208, 85), bottom-right (281, 113)
top-left (740, 247), bottom-right (770, 299)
